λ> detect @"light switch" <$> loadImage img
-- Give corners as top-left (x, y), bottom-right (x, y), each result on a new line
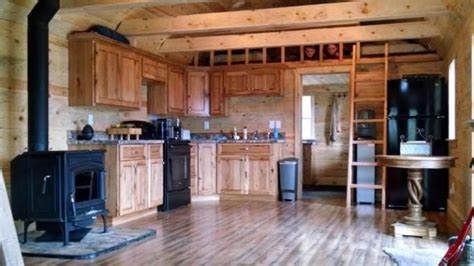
top-left (269, 120), bottom-right (275, 129)
top-left (204, 120), bottom-right (210, 130)
top-left (88, 114), bottom-right (94, 126)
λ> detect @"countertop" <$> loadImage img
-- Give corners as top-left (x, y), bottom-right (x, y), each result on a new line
top-left (68, 139), bottom-right (165, 145)
top-left (190, 139), bottom-right (285, 144)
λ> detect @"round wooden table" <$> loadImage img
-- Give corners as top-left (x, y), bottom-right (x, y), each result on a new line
top-left (377, 155), bottom-right (456, 238)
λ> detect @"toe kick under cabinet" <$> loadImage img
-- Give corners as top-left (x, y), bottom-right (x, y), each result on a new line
top-left (217, 143), bottom-right (281, 201)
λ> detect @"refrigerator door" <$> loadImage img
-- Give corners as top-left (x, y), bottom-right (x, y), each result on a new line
top-left (388, 76), bottom-right (447, 117)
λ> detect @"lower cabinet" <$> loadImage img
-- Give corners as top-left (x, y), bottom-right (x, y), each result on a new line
top-left (190, 143), bottom-right (217, 196)
top-left (217, 144), bottom-right (280, 198)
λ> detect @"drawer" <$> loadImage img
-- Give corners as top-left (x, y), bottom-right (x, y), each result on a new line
top-left (219, 144), bottom-right (271, 155)
top-left (120, 145), bottom-right (147, 161)
top-left (149, 144), bottom-right (163, 159)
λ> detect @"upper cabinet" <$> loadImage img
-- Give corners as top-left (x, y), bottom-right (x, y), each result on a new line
top-left (186, 70), bottom-right (209, 116)
top-left (69, 36), bottom-right (142, 109)
top-left (210, 71), bottom-right (227, 116)
top-left (224, 67), bottom-right (283, 97)
top-left (167, 66), bottom-right (186, 115)
top-left (142, 57), bottom-right (167, 82)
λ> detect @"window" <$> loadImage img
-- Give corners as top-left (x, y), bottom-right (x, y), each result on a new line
top-left (302, 95), bottom-right (315, 140)
top-left (448, 59), bottom-right (456, 140)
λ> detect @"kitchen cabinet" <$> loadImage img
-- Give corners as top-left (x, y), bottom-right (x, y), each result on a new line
top-left (69, 36), bottom-right (142, 109)
top-left (186, 70), bottom-right (210, 116)
top-left (224, 68), bottom-right (283, 97)
top-left (119, 159), bottom-right (148, 215)
top-left (198, 144), bottom-right (217, 195)
top-left (148, 144), bottom-right (164, 207)
top-left (168, 66), bottom-right (186, 114)
top-left (190, 143), bottom-right (217, 196)
top-left (210, 71), bottom-right (228, 116)
top-left (142, 57), bottom-right (167, 82)
top-left (217, 143), bottom-right (281, 199)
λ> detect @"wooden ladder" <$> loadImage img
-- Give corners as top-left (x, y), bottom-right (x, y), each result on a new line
top-left (346, 43), bottom-right (388, 208)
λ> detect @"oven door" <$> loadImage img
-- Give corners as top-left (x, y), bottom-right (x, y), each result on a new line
top-left (166, 141), bottom-right (190, 192)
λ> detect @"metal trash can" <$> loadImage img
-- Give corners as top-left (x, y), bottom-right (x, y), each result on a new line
top-left (278, 158), bottom-right (298, 201)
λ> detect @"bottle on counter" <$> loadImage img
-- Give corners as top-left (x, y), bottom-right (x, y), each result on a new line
top-left (243, 127), bottom-right (248, 140)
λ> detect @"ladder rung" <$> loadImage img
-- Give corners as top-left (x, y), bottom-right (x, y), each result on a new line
top-left (350, 184), bottom-right (383, 189)
top-left (355, 72), bottom-right (386, 82)
top-left (353, 119), bottom-right (385, 123)
top-left (351, 162), bottom-right (381, 167)
top-left (354, 97), bottom-right (385, 102)
top-left (352, 140), bottom-right (384, 144)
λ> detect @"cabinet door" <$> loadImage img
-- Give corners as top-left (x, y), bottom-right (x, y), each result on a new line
top-left (247, 155), bottom-right (273, 195)
top-left (198, 144), bottom-right (217, 195)
top-left (210, 71), bottom-right (227, 116)
top-left (248, 69), bottom-right (281, 95)
top-left (224, 70), bottom-right (249, 96)
top-left (168, 66), bottom-right (186, 114)
top-left (134, 160), bottom-right (149, 211)
top-left (142, 57), bottom-right (167, 82)
top-left (190, 144), bottom-right (198, 196)
top-left (217, 155), bottom-right (244, 194)
top-left (149, 159), bottom-right (164, 207)
top-left (186, 71), bottom-right (209, 116)
top-left (119, 161), bottom-right (136, 215)
top-left (120, 50), bottom-right (141, 108)
top-left (95, 43), bottom-right (121, 105)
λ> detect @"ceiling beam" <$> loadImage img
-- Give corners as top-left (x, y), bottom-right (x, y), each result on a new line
top-left (118, 0), bottom-right (448, 36)
top-left (59, 0), bottom-right (218, 14)
top-left (131, 21), bottom-right (440, 53)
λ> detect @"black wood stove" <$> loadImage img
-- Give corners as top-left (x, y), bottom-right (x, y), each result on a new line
top-left (11, 150), bottom-right (109, 246)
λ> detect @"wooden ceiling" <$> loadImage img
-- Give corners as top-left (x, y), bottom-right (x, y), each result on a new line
top-left (56, 0), bottom-right (473, 63)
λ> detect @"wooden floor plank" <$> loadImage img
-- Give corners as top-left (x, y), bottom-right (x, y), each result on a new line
top-left (23, 197), bottom-right (448, 265)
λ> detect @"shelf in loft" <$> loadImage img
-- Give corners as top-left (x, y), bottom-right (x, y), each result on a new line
top-left (353, 97), bottom-right (385, 103)
top-left (356, 58), bottom-right (386, 64)
top-left (353, 119), bottom-right (385, 123)
top-left (349, 184), bottom-right (383, 189)
top-left (352, 140), bottom-right (384, 144)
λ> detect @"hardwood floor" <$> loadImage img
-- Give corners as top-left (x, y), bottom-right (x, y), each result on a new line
top-left (24, 199), bottom-right (448, 265)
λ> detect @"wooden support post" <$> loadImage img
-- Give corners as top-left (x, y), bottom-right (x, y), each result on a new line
top-left (319, 44), bottom-right (324, 63)
top-left (245, 48), bottom-right (249, 65)
top-left (210, 50), bottom-right (214, 67)
top-left (281, 47), bottom-right (285, 63)
top-left (262, 47), bottom-right (267, 64)
top-left (194, 51), bottom-right (199, 66)
top-left (227, 49), bottom-right (232, 66)
top-left (300, 45), bottom-right (304, 62)
top-left (339, 43), bottom-right (344, 61)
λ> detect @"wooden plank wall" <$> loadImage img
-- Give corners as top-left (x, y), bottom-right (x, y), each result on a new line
top-left (303, 83), bottom-right (349, 186)
top-left (443, 11), bottom-right (473, 235)
top-left (0, 1), bottom-right (124, 188)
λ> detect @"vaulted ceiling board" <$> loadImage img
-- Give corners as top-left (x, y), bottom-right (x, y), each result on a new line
top-left (59, 0), bottom-right (219, 14)
top-left (134, 21), bottom-right (440, 53)
top-left (118, 0), bottom-right (448, 36)
top-left (361, 42), bottom-right (431, 55)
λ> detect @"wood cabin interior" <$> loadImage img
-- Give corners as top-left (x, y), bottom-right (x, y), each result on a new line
top-left (0, 0), bottom-right (473, 264)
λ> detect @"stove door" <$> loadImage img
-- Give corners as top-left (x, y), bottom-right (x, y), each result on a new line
top-left (166, 143), bottom-right (190, 191)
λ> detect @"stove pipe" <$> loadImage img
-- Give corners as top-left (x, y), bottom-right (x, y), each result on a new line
top-left (27, 0), bottom-right (59, 152)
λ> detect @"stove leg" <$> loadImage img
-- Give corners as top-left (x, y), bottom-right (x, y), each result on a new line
top-left (23, 221), bottom-right (32, 244)
top-left (101, 215), bottom-right (108, 233)
top-left (61, 223), bottom-right (70, 246)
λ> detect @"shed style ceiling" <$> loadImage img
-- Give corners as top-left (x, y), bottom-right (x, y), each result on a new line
top-left (56, 0), bottom-right (473, 62)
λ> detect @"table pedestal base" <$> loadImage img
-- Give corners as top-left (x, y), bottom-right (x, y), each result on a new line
top-left (392, 222), bottom-right (437, 239)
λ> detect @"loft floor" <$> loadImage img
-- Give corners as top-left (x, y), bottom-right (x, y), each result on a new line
top-left (24, 200), bottom-right (447, 265)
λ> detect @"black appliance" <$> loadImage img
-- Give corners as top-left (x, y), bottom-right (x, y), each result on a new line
top-left (154, 118), bottom-right (182, 140)
top-left (11, 150), bottom-right (108, 245)
top-left (159, 140), bottom-right (191, 211)
top-left (9, 0), bottom-right (108, 246)
top-left (119, 120), bottom-right (157, 140)
top-left (387, 75), bottom-right (449, 211)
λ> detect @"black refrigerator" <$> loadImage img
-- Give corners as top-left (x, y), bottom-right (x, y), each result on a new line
top-left (387, 75), bottom-right (449, 211)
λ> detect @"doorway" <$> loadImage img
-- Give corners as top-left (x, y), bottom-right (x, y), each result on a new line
top-left (300, 73), bottom-right (350, 206)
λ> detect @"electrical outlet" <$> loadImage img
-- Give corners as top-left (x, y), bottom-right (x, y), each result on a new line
top-left (275, 120), bottom-right (281, 129)
top-left (88, 114), bottom-right (94, 126)
top-left (269, 120), bottom-right (275, 129)
top-left (204, 121), bottom-right (210, 130)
